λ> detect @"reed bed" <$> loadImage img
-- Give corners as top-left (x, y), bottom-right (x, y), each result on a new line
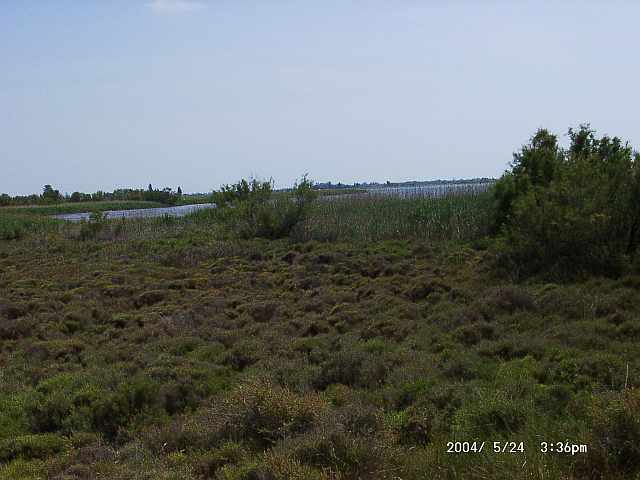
top-left (297, 186), bottom-right (494, 242)
top-left (1, 185), bottom-right (494, 244)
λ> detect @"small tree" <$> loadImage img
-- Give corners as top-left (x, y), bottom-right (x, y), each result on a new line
top-left (494, 125), bottom-right (640, 277)
top-left (42, 185), bottom-right (62, 204)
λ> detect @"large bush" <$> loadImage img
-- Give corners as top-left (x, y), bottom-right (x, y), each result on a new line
top-left (494, 125), bottom-right (640, 277)
top-left (213, 176), bottom-right (317, 239)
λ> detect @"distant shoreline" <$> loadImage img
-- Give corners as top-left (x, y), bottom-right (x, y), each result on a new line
top-left (313, 178), bottom-right (496, 190)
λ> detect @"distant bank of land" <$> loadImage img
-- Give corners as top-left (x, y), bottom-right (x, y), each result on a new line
top-left (314, 177), bottom-right (496, 190)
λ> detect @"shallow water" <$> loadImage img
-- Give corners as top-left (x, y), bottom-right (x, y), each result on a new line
top-left (54, 203), bottom-right (216, 222)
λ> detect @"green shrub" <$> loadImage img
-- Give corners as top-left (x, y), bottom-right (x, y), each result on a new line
top-left (25, 373), bottom-right (162, 440)
top-left (387, 407), bottom-right (433, 446)
top-left (78, 211), bottom-right (105, 241)
top-left (289, 431), bottom-right (383, 475)
top-left (193, 442), bottom-right (247, 478)
top-left (493, 125), bottom-right (640, 277)
top-left (142, 379), bottom-right (327, 454)
top-left (313, 349), bottom-right (388, 390)
top-left (221, 378), bottom-right (326, 446)
top-left (578, 389), bottom-right (640, 477)
top-left (452, 388), bottom-right (528, 437)
top-left (0, 433), bottom-right (68, 462)
top-left (214, 176), bottom-right (317, 239)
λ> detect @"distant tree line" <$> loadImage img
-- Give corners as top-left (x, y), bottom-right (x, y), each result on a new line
top-left (0, 184), bottom-right (183, 207)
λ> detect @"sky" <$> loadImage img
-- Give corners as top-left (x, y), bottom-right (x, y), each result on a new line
top-left (1, 0), bottom-right (639, 195)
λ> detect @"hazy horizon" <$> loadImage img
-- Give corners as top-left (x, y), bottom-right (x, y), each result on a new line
top-left (2, 0), bottom-right (639, 196)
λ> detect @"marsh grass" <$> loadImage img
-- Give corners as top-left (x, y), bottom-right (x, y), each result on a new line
top-left (2, 200), bottom-right (164, 216)
top-left (0, 214), bottom-right (60, 240)
top-left (1, 186), bottom-right (493, 245)
top-left (0, 201), bottom-right (165, 241)
top-left (297, 188), bottom-right (494, 242)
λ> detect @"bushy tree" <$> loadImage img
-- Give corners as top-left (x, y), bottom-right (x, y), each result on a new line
top-left (213, 175), bottom-right (317, 239)
top-left (494, 125), bottom-right (640, 277)
top-left (41, 185), bottom-right (62, 204)
top-left (493, 129), bottom-right (563, 230)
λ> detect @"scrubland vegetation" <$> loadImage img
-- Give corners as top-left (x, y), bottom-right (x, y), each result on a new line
top-left (1, 126), bottom-right (640, 479)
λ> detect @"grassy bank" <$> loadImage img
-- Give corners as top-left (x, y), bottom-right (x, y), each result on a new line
top-left (2, 200), bottom-right (165, 216)
top-left (1, 190), bottom-right (639, 479)
top-left (0, 201), bottom-right (166, 241)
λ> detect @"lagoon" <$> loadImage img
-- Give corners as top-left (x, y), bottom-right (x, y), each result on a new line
top-left (54, 203), bottom-right (216, 222)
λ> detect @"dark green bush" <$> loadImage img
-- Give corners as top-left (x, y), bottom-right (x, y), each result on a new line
top-left (0, 433), bottom-right (67, 462)
top-left (25, 373), bottom-right (163, 440)
top-left (213, 176), bottom-right (317, 239)
top-left (494, 125), bottom-right (640, 277)
top-left (452, 389), bottom-right (527, 436)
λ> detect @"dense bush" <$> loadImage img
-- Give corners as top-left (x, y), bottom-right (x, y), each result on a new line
top-left (213, 176), bottom-right (317, 239)
top-left (0, 433), bottom-right (68, 463)
top-left (494, 125), bottom-right (640, 277)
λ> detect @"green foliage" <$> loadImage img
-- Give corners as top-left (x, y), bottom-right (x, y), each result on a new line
top-left (581, 389), bottom-right (640, 477)
top-left (3, 200), bottom-right (162, 216)
top-left (41, 185), bottom-right (63, 204)
top-left (24, 372), bottom-right (166, 440)
top-left (214, 176), bottom-right (318, 239)
top-left (78, 211), bottom-right (106, 241)
top-left (5, 193), bottom-right (640, 479)
top-left (0, 433), bottom-right (68, 463)
top-left (494, 125), bottom-right (640, 277)
top-left (0, 213), bottom-right (59, 240)
top-left (141, 187), bottom-right (179, 205)
top-left (2, 186), bottom-right (181, 207)
top-left (296, 187), bottom-right (493, 243)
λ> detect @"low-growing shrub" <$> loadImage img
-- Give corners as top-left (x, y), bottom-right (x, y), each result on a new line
top-left (577, 389), bottom-right (640, 477)
top-left (25, 373), bottom-right (163, 440)
top-left (452, 389), bottom-right (528, 437)
top-left (214, 176), bottom-right (317, 239)
top-left (0, 433), bottom-right (68, 463)
top-left (220, 379), bottom-right (326, 447)
top-left (313, 349), bottom-right (388, 390)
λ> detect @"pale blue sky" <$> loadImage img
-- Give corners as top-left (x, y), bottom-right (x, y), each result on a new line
top-left (2, 1), bottom-right (639, 195)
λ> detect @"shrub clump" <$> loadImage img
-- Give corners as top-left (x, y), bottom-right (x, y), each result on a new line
top-left (577, 389), bottom-right (640, 478)
top-left (493, 125), bottom-right (640, 277)
top-left (213, 176), bottom-right (317, 239)
top-left (0, 433), bottom-right (68, 463)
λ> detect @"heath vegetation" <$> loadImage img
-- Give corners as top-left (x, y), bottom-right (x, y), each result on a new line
top-left (1, 126), bottom-right (640, 479)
